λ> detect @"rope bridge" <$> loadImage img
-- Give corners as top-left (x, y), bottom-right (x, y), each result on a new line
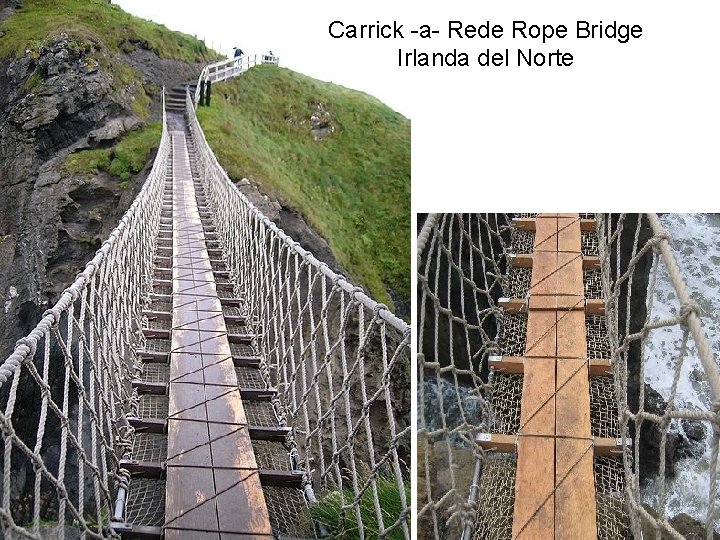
top-left (0, 57), bottom-right (410, 539)
top-left (418, 213), bottom-right (719, 539)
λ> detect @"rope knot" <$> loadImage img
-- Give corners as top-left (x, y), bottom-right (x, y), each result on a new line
top-left (679, 300), bottom-right (702, 324)
top-left (14, 336), bottom-right (37, 359)
top-left (42, 307), bottom-right (62, 325)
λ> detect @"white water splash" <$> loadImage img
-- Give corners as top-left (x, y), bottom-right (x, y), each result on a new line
top-left (642, 213), bottom-right (720, 527)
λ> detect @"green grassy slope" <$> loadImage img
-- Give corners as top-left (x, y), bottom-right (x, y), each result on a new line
top-left (64, 122), bottom-right (161, 184)
top-left (197, 65), bottom-right (410, 310)
top-left (0, 0), bottom-right (219, 63)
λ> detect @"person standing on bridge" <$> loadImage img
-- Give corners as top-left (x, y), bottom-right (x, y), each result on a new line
top-left (233, 47), bottom-right (244, 70)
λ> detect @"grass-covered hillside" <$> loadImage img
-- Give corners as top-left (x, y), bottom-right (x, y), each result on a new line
top-left (0, 0), bottom-right (219, 63)
top-left (197, 65), bottom-right (410, 311)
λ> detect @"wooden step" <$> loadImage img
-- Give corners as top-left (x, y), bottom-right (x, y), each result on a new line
top-left (248, 426), bottom-right (292, 441)
top-left (136, 350), bottom-right (169, 363)
top-left (119, 459), bottom-right (164, 478)
top-left (111, 523), bottom-right (163, 540)
top-left (233, 355), bottom-right (262, 368)
top-left (258, 470), bottom-right (304, 488)
top-left (142, 309), bottom-right (171, 319)
top-left (142, 328), bottom-right (170, 340)
top-left (127, 417), bottom-right (166, 434)
top-left (240, 388), bottom-right (277, 401)
top-left (132, 381), bottom-right (167, 395)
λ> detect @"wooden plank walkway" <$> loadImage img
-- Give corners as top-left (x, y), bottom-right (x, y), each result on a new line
top-left (165, 131), bottom-right (272, 539)
top-left (511, 214), bottom-right (597, 540)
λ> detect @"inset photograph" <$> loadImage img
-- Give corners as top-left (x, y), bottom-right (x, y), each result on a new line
top-left (417, 213), bottom-right (719, 539)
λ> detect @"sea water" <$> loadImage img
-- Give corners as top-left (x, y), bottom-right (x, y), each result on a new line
top-left (641, 213), bottom-right (720, 529)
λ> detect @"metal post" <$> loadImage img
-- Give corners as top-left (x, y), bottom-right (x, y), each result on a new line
top-left (205, 80), bottom-right (212, 107)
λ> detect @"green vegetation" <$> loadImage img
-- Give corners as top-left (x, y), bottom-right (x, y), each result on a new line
top-left (197, 65), bottom-right (410, 309)
top-left (23, 70), bottom-right (43, 93)
top-left (65, 122), bottom-right (161, 184)
top-left (0, 0), bottom-right (220, 63)
top-left (311, 476), bottom-right (409, 539)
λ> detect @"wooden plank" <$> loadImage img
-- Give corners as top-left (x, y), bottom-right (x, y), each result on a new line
top-left (556, 252), bottom-right (584, 297)
top-left (586, 298), bottom-right (606, 315)
top-left (165, 132), bottom-right (270, 537)
top-left (529, 251), bottom-right (558, 295)
top-left (555, 438), bottom-right (597, 538)
top-left (475, 433), bottom-right (516, 453)
top-left (519, 357), bottom-right (555, 436)
top-left (488, 355), bottom-right (524, 374)
top-left (557, 215), bottom-right (581, 253)
top-left (259, 470), bottom-right (305, 488)
top-left (533, 216), bottom-right (558, 252)
top-left (582, 255), bottom-right (601, 270)
top-left (499, 298), bottom-right (527, 313)
top-left (512, 217), bottom-right (536, 231)
top-left (556, 310), bottom-right (587, 359)
top-left (580, 218), bottom-right (597, 232)
top-left (529, 295), bottom-right (584, 311)
top-left (525, 310), bottom-right (556, 357)
top-left (489, 356), bottom-right (613, 379)
top-left (556, 358), bottom-right (591, 437)
top-left (594, 436), bottom-right (631, 456)
top-left (588, 359), bottom-right (612, 377)
top-left (509, 253), bottom-right (534, 268)
top-left (512, 437), bottom-right (555, 540)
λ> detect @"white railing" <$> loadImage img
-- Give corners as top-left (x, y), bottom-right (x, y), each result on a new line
top-left (193, 52), bottom-right (279, 106)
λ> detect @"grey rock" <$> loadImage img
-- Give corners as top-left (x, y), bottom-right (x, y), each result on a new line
top-left (88, 116), bottom-right (126, 142)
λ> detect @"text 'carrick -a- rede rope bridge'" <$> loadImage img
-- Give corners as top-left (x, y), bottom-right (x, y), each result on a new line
top-left (418, 214), bottom-right (720, 540)
top-left (0, 54), bottom-right (410, 539)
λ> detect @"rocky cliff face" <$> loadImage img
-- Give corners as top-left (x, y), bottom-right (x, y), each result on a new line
top-left (0, 25), bottom-right (201, 359)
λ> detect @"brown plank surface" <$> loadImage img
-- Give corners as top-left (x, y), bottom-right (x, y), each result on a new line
top-left (555, 252), bottom-right (584, 297)
top-left (529, 295), bottom-right (584, 311)
top-left (529, 251), bottom-right (558, 295)
top-left (534, 216), bottom-right (557, 252)
top-left (555, 438), bottom-right (597, 538)
top-left (489, 355), bottom-right (525, 374)
top-left (525, 310), bottom-right (556, 357)
top-left (509, 253), bottom-right (534, 268)
top-left (511, 208), bottom-right (598, 540)
top-left (476, 433), bottom-right (516, 453)
top-left (556, 358), bottom-right (591, 437)
top-left (165, 131), bottom-right (270, 538)
top-left (519, 357), bottom-right (555, 436)
top-left (512, 437), bottom-right (555, 540)
top-left (557, 215), bottom-right (581, 253)
top-left (556, 310), bottom-right (587, 359)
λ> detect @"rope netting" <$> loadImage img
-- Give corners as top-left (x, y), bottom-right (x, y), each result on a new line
top-left (186, 92), bottom-right (411, 539)
top-left (0, 98), bottom-right (169, 538)
top-left (418, 213), bottom-right (720, 540)
top-left (598, 214), bottom-right (720, 539)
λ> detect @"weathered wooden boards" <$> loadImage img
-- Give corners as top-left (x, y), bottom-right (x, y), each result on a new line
top-left (511, 214), bottom-right (598, 540)
top-left (165, 133), bottom-right (272, 539)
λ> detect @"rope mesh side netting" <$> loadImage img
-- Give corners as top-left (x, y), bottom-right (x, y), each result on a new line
top-left (186, 93), bottom-right (411, 539)
top-left (418, 213), bottom-right (720, 540)
top-left (0, 103), bottom-right (169, 538)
